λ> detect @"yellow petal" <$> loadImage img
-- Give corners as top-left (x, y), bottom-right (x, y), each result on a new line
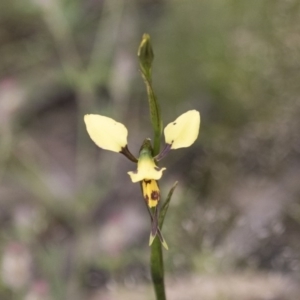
top-left (128, 156), bottom-right (166, 183)
top-left (142, 179), bottom-right (160, 208)
top-left (84, 114), bottom-right (128, 152)
top-left (164, 110), bottom-right (200, 149)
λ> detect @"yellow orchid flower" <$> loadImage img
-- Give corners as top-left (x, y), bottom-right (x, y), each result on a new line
top-left (84, 111), bottom-right (200, 177)
top-left (84, 110), bottom-right (200, 249)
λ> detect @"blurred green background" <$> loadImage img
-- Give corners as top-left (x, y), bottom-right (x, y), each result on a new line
top-left (1, 0), bottom-right (300, 299)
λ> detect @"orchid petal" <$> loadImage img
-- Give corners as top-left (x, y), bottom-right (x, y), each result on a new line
top-left (84, 114), bottom-right (128, 152)
top-left (164, 110), bottom-right (200, 149)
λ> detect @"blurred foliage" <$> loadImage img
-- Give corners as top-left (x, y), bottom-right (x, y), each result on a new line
top-left (1, 0), bottom-right (300, 299)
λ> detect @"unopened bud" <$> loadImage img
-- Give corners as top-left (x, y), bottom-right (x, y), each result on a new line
top-left (138, 34), bottom-right (154, 77)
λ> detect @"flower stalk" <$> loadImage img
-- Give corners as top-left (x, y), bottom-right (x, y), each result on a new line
top-left (83, 34), bottom-right (200, 300)
top-left (138, 34), bottom-right (162, 156)
top-left (138, 35), bottom-right (171, 300)
top-left (150, 181), bottom-right (178, 300)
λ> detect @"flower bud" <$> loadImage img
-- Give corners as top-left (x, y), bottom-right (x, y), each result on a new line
top-left (138, 34), bottom-right (154, 76)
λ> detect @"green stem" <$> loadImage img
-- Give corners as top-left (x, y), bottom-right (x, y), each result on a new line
top-left (138, 34), bottom-right (162, 156)
top-left (150, 238), bottom-right (166, 300)
top-left (138, 34), bottom-right (167, 300)
top-left (150, 181), bottom-right (178, 300)
top-left (141, 75), bottom-right (162, 156)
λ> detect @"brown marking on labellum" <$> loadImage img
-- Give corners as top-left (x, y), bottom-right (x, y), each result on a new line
top-left (151, 191), bottom-right (159, 200)
top-left (173, 122), bottom-right (176, 125)
top-left (144, 179), bottom-right (151, 184)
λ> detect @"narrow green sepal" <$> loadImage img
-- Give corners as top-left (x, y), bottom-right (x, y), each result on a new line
top-left (149, 228), bottom-right (168, 250)
top-left (157, 229), bottom-right (169, 250)
top-left (151, 208), bottom-right (158, 235)
top-left (159, 181), bottom-right (178, 228)
top-left (147, 205), bottom-right (168, 249)
top-left (149, 231), bottom-right (156, 246)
